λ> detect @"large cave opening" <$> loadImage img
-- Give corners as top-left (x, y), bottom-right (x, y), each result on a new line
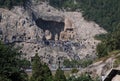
top-left (36, 18), bottom-right (65, 40)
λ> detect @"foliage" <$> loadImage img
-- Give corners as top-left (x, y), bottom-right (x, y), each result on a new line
top-left (0, 76), bottom-right (11, 81)
top-left (79, 59), bottom-right (93, 68)
top-left (0, 0), bottom-right (28, 9)
top-left (63, 59), bottom-right (79, 68)
top-left (30, 53), bottom-right (53, 81)
top-left (71, 68), bottom-right (79, 74)
top-left (42, 63), bottom-right (53, 81)
top-left (63, 59), bottom-right (71, 68)
top-left (63, 59), bottom-right (93, 68)
top-left (67, 74), bottom-right (94, 81)
top-left (79, 0), bottom-right (120, 32)
top-left (54, 67), bottom-right (67, 81)
top-left (0, 41), bottom-right (28, 81)
top-left (49, 0), bottom-right (120, 58)
top-left (49, 0), bottom-right (78, 10)
top-left (96, 24), bottom-right (120, 58)
top-left (20, 58), bottom-right (31, 70)
top-left (49, 0), bottom-right (120, 32)
top-left (96, 42), bottom-right (108, 58)
top-left (113, 55), bottom-right (120, 67)
top-left (94, 34), bottom-right (107, 41)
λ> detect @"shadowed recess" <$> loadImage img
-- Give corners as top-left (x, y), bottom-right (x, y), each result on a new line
top-left (35, 18), bottom-right (64, 40)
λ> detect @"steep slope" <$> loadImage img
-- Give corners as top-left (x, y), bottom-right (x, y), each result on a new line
top-left (0, 1), bottom-right (106, 67)
top-left (78, 50), bottom-right (120, 78)
top-left (64, 12), bottom-right (106, 58)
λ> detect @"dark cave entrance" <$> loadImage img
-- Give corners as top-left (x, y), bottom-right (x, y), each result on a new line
top-left (35, 18), bottom-right (65, 40)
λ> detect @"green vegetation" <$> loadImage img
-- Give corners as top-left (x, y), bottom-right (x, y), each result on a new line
top-left (0, 0), bottom-right (28, 9)
top-left (77, 0), bottom-right (120, 32)
top-left (0, 41), bottom-right (29, 81)
top-left (49, 0), bottom-right (120, 58)
top-left (96, 25), bottom-right (120, 58)
top-left (0, 41), bottom-right (95, 81)
top-left (63, 59), bottom-right (79, 68)
top-left (63, 59), bottom-right (93, 68)
top-left (67, 74), bottom-right (99, 81)
top-left (30, 53), bottom-right (68, 81)
top-left (1, 0), bottom-right (120, 80)
top-left (30, 54), bottom-right (53, 81)
top-left (49, 0), bottom-right (120, 32)
top-left (80, 59), bottom-right (93, 68)
top-left (94, 34), bottom-right (107, 41)
top-left (54, 67), bottom-right (67, 81)
top-left (113, 54), bottom-right (120, 68)
top-left (0, 41), bottom-right (100, 81)
top-left (49, 0), bottom-right (77, 10)
top-left (71, 68), bottom-right (79, 74)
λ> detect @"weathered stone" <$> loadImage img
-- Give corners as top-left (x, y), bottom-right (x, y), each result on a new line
top-left (0, 1), bottom-right (106, 66)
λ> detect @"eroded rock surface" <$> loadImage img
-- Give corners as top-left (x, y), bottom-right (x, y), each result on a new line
top-left (0, 1), bottom-right (106, 68)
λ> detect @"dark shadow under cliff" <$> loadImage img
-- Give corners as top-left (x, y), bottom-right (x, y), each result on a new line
top-left (35, 18), bottom-right (64, 40)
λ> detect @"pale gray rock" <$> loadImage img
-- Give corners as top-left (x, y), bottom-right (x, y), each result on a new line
top-left (0, 1), bottom-right (107, 67)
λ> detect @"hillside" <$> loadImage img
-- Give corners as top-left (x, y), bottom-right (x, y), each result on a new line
top-left (0, 0), bottom-right (106, 68)
top-left (78, 50), bottom-right (120, 78)
top-left (49, 0), bottom-right (120, 32)
top-left (0, 0), bottom-right (120, 81)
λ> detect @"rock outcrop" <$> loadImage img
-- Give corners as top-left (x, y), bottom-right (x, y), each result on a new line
top-left (0, 8), bottom-right (43, 43)
top-left (78, 52), bottom-right (120, 78)
top-left (0, 0), bottom-right (107, 67)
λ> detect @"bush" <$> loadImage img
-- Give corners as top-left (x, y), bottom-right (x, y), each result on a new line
top-left (0, 0), bottom-right (28, 9)
top-left (79, 59), bottom-right (93, 68)
top-left (0, 76), bottom-right (11, 81)
top-left (67, 74), bottom-right (94, 81)
top-left (113, 55), bottom-right (120, 67)
top-left (63, 59), bottom-right (93, 68)
top-left (71, 68), bottom-right (79, 74)
top-left (54, 67), bottom-right (67, 81)
top-left (0, 41), bottom-right (29, 81)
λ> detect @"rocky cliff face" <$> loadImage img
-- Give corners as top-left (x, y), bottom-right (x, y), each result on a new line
top-left (78, 52), bottom-right (120, 78)
top-left (0, 6), bottom-right (45, 42)
top-left (0, 1), bottom-right (106, 67)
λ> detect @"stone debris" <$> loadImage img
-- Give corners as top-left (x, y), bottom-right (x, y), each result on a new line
top-left (0, 1), bottom-right (106, 68)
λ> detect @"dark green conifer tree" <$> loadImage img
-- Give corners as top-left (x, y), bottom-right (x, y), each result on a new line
top-left (54, 68), bottom-right (67, 81)
top-left (54, 61), bottom-right (66, 81)
top-left (30, 53), bottom-right (53, 81)
top-left (0, 41), bottom-right (28, 81)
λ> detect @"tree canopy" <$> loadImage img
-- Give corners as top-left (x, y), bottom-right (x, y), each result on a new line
top-left (30, 54), bottom-right (53, 81)
top-left (49, 0), bottom-right (120, 58)
top-left (96, 24), bottom-right (120, 58)
top-left (0, 0), bottom-right (28, 9)
top-left (49, 0), bottom-right (120, 32)
top-left (54, 67), bottom-right (67, 81)
top-left (0, 42), bottom-right (29, 81)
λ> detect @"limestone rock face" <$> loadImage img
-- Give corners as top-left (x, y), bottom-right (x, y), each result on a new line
top-left (78, 53), bottom-right (120, 78)
top-left (0, 1), bottom-right (107, 67)
top-left (30, 1), bottom-right (64, 22)
top-left (0, 8), bottom-right (43, 43)
top-left (112, 75), bottom-right (120, 81)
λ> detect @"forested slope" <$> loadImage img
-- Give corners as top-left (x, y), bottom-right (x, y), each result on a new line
top-left (0, 0), bottom-right (28, 9)
top-left (49, 0), bottom-right (120, 32)
top-left (1, 0), bottom-right (120, 60)
top-left (49, 0), bottom-right (120, 57)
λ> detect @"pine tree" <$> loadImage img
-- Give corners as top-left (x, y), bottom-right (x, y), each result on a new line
top-left (0, 41), bottom-right (28, 81)
top-left (42, 63), bottom-right (53, 81)
top-left (54, 67), bottom-right (67, 81)
top-left (30, 54), bottom-right (53, 81)
top-left (30, 54), bottom-right (43, 81)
